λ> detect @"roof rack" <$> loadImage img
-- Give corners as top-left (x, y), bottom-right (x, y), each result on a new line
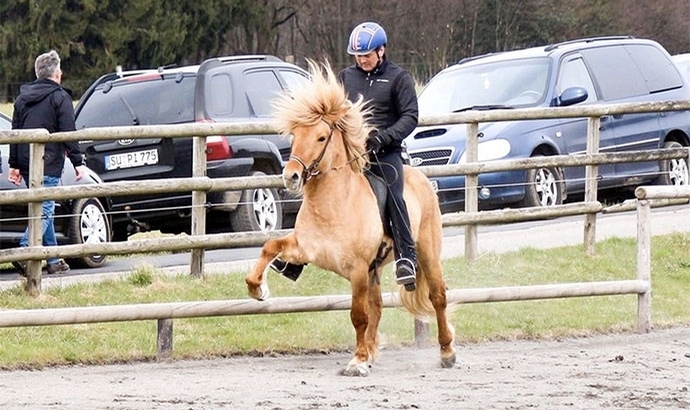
top-left (457, 52), bottom-right (503, 65)
top-left (544, 35), bottom-right (635, 52)
top-left (156, 63), bottom-right (178, 73)
top-left (214, 55), bottom-right (283, 63)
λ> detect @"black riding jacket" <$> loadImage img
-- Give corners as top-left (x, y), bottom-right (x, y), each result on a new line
top-left (9, 78), bottom-right (83, 177)
top-left (337, 58), bottom-right (418, 152)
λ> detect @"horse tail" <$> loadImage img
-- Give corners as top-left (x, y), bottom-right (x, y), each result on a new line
top-left (398, 270), bottom-right (436, 318)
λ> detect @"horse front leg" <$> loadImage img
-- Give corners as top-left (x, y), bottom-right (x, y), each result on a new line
top-left (364, 268), bottom-right (383, 367)
top-left (245, 234), bottom-right (299, 301)
top-left (342, 264), bottom-right (374, 377)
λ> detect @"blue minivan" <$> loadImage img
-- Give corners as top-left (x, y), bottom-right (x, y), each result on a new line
top-left (406, 36), bottom-right (690, 212)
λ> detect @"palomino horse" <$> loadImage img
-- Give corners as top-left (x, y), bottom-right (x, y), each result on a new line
top-left (245, 60), bottom-right (456, 376)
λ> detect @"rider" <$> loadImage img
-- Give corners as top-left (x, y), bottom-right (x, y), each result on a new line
top-left (338, 21), bottom-right (419, 289)
top-left (270, 21), bottom-right (420, 290)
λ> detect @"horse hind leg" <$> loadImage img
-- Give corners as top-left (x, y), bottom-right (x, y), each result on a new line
top-left (423, 258), bottom-right (457, 369)
top-left (402, 256), bottom-right (457, 369)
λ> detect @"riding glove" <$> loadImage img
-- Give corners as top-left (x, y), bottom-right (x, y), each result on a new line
top-left (367, 132), bottom-right (387, 153)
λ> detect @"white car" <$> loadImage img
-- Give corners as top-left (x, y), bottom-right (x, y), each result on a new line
top-left (672, 53), bottom-right (690, 83)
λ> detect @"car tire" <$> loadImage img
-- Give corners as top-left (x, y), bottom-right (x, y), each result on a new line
top-left (656, 140), bottom-right (689, 186)
top-left (519, 156), bottom-right (564, 208)
top-left (230, 170), bottom-right (283, 232)
top-left (66, 198), bottom-right (111, 268)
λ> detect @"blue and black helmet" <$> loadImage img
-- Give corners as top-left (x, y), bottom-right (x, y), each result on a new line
top-left (347, 22), bottom-right (387, 55)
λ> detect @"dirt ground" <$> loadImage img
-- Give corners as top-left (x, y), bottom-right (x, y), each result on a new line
top-left (1, 326), bottom-right (689, 410)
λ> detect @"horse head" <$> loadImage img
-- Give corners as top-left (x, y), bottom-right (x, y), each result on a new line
top-left (272, 60), bottom-right (372, 193)
top-left (283, 119), bottom-right (336, 192)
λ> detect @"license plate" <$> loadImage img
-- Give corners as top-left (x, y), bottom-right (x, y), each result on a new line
top-left (105, 149), bottom-right (159, 170)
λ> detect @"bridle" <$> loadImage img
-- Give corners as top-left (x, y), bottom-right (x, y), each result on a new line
top-left (288, 121), bottom-right (335, 182)
top-left (288, 119), bottom-right (370, 183)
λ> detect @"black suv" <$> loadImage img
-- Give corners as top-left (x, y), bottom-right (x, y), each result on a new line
top-left (75, 55), bottom-right (310, 241)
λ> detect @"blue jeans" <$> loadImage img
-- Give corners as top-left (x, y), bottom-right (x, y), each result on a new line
top-left (20, 175), bottom-right (60, 265)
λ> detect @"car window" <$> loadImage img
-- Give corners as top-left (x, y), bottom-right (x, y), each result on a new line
top-left (626, 44), bottom-right (683, 93)
top-left (418, 57), bottom-right (551, 116)
top-left (244, 70), bottom-right (283, 116)
top-left (0, 114), bottom-right (11, 130)
top-left (76, 77), bottom-right (195, 128)
top-left (0, 115), bottom-right (10, 157)
top-left (279, 69), bottom-right (311, 91)
top-left (209, 73), bottom-right (234, 116)
top-left (581, 46), bottom-right (648, 101)
top-left (557, 56), bottom-right (597, 103)
top-left (675, 58), bottom-right (690, 84)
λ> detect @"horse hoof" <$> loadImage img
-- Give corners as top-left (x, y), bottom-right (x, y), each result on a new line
top-left (341, 363), bottom-right (370, 377)
top-left (440, 354), bottom-right (456, 369)
top-left (257, 284), bottom-right (270, 301)
top-left (248, 283), bottom-right (270, 301)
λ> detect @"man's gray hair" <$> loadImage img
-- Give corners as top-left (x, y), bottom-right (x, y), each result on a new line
top-left (34, 50), bottom-right (61, 80)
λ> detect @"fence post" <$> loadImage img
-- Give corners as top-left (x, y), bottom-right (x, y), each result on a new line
top-left (157, 318), bottom-right (174, 360)
top-left (464, 122), bottom-right (479, 261)
top-left (190, 136), bottom-right (207, 278)
top-left (636, 199), bottom-right (652, 333)
top-left (413, 318), bottom-right (431, 347)
top-left (24, 141), bottom-right (46, 296)
top-left (583, 117), bottom-right (600, 256)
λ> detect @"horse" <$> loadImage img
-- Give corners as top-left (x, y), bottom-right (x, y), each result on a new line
top-left (245, 60), bottom-right (456, 376)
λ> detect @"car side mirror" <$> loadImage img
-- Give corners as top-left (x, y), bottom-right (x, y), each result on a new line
top-left (556, 87), bottom-right (588, 107)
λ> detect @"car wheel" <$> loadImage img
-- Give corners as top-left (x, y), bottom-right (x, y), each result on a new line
top-left (519, 157), bottom-right (563, 208)
top-left (656, 141), bottom-right (689, 186)
top-left (66, 198), bottom-right (111, 268)
top-left (230, 170), bottom-right (283, 232)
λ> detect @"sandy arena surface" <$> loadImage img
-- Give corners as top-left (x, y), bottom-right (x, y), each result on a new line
top-left (1, 326), bottom-right (689, 409)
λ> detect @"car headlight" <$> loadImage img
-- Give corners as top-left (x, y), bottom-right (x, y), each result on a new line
top-left (459, 139), bottom-right (511, 163)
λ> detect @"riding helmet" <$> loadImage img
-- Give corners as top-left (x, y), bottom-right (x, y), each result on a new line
top-left (347, 22), bottom-right (387, 55)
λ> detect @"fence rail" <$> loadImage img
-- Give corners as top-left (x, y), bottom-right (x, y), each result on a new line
top-left (1, 99), bottom-right (688, 354)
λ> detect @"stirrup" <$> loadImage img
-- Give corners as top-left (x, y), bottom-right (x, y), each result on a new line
top-left (394, 258), bottom-right (417, 288)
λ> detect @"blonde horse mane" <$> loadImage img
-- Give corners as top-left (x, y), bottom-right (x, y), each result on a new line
top-left (272, 59), bottom-right (372, 172)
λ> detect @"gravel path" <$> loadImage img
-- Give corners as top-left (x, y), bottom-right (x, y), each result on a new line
top-left (2, 326), bottom-right (689, 409)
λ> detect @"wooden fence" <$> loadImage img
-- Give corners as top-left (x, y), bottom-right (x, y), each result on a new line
top-left (0, 100), bottom-right (689, 355)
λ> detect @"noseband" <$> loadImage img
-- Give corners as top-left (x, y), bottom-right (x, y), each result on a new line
top-left (289, 121), bottom-right (335, 182)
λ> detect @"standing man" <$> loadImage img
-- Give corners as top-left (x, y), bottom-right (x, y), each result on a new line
top-left (338, 21), bottom-right (419, 290)
top-left (9, 49), bottom-right (86, 276)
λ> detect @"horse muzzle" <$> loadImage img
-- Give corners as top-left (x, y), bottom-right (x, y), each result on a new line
top-left (283, 166), bottom-right (304, 193)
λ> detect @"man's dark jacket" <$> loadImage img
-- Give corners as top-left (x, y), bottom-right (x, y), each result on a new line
top-left (337, 58), bottom-right (418, 152)
top-left (9, 78), bottom-right (83, 177)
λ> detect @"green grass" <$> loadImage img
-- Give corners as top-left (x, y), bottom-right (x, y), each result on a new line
top-left (1, 233), bottom-right (689, 369)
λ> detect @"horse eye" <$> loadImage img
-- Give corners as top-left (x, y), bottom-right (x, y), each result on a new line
top-left (318, 136), bottom-right (327, 142)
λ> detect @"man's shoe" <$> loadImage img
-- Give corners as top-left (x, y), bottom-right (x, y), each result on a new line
top-left (269, 259), bottom-right (305, 281)
top-left (46, 259), bottom-right (70, 275)
top-left (12, 261), bottom-right (27, 277)
top-left (395, 258), bottom-right (417, 290)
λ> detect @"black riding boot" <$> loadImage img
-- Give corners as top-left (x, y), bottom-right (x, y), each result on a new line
top-left (370, 151), bottom-right (418, 291)
top-left (269, 258), bottom-right (306, 281)
top-left (390, 218), bottom-right (418, 291)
